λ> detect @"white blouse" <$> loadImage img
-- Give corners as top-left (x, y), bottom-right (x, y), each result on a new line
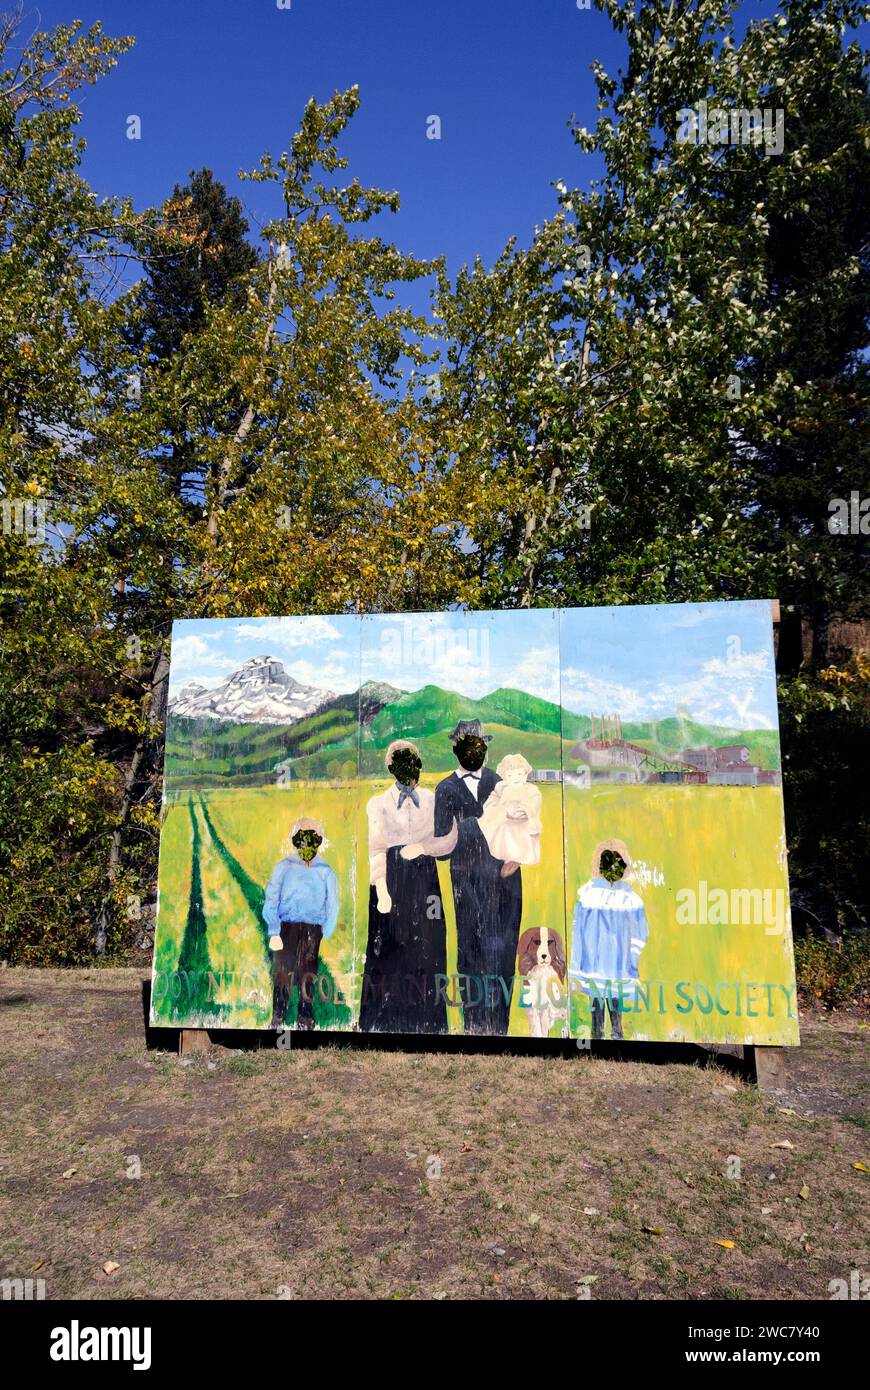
top-left (367, 784), bottom-right (457, 883)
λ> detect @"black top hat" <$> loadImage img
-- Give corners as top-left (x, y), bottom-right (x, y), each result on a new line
top-left (448, 719), bottom-right (492, 743)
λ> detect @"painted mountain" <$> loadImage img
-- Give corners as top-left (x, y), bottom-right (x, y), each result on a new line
top-left (169, 655), bottom-right (337, 725)
top-left (165, 657), bottom-right (780, 788)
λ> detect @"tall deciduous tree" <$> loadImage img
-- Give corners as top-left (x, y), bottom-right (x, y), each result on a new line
top-left (434, 0), bottom-right (868, 638)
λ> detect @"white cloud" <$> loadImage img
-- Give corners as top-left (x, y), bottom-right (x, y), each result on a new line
top-left (364, 617), bottom-right (494, 697)
top-left (279, 657), bottom-right (357, 694)
top-left (662, 605), bottom-right (716, 629)
top-left (560, 659), bottom-right (774, 730)
top-left (231, 616), bottom-right (343, 646)
top-left (169, 634), bottom-right (239, 690)
top-left (510, 647), bottom-right (561, 704)
top-left (701, 649), bottom-right (770, 679)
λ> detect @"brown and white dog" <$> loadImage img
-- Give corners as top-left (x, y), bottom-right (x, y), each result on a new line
top-left (517, 926), bottom-right (568, 1038)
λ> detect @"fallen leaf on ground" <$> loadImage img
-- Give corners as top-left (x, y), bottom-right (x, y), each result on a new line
top-left (853, 1161), bottom-right (868, 1173)
top-left (101, 1261), bottom-right (120, 1276)
top-left (642, 1225), bottom-right (663, 1235)
top-left (61, 1167), bottom-right (77, 1179)
top-left (716, 1240), bottom-right (735, 1249)
top-left (770, 1140), bottom-right (794, 1150)
top-left (799, 1184), bottom-right (810, 1201)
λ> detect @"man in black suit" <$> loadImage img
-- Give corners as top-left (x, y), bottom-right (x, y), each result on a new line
top-left (434, 720), bottom-right (523, 1035)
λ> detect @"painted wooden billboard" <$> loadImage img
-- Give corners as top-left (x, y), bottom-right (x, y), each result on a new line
top-left (151, 600), bottom-right (798, 1046)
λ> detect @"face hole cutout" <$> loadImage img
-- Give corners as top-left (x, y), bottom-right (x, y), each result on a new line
top-left (389, 747), bottom-right (422, 786)
top-left (599, 849), bottom-right (627, 883)
top-left (292, 828), bottom-right (322, 863)
top-left (452, 735), bottom-right (488, 771)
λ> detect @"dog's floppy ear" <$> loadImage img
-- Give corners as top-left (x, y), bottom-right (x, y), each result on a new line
top-left (549, 930), bottom-right (567, 982)
top-left (518, 928), bottom-right (537, 976)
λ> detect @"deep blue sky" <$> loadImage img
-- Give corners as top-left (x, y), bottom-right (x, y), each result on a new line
top-left (28, 0), bottom-right (779, 280)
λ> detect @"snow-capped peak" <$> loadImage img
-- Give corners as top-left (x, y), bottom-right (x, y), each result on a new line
top-left (169, 656), bottom-right (336, 726)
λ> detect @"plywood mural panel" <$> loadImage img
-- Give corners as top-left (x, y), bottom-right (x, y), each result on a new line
top-left (151, 614), bottom-right (362, 1033)
top-left (150, 600), bottom-right (798, 1046)
top-left (559, 601), bottom-right (797, 1047)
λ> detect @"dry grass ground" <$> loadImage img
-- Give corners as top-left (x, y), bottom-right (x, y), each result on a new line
top-left (0, 968), bottom-right (867, 1301)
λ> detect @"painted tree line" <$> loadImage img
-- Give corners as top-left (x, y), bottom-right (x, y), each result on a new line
top-left (0, 0), bottom-right (867, 964)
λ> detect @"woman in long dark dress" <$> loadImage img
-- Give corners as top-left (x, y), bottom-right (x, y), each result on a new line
top-left (359, 740), bottom-right (457, 1034)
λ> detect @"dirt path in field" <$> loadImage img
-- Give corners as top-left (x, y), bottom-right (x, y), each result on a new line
top-left (198, 796), bottom-right (270, 955)
top-left (0, 968), bottom-right (866, 1300)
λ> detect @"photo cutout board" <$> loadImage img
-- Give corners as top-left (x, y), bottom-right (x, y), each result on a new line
top-left (560, 600), bottom-right (797, 1047)
top-left (151, 600), bottom-right (798, 1046)
top-left (151, 614), bottom-right (361, 1033)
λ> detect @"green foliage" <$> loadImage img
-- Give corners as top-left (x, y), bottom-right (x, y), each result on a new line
top-left (794, 929), bottom-right (870, 1008)
top-left (130, 167), bottom-right (258, 362)
top-left (432, 0), bottom-right (869, 627)
top-left (778, 654), bottom-right (870, 939)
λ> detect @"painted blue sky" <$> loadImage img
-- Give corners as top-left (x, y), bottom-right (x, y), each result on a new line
top-left (560, 599), bottom-right (779, 730)
top-left (361, 609), bottom-right (561, 701)
top-left (169, 614), bottom-right (361, 698)
top-left (169, 609), bottom-right (560, 702)
top-left (170, 600), bottom-right (779, 730)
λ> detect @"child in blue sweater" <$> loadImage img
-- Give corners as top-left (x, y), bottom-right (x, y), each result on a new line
top-left (263, 816), bottom-right (338, 1029)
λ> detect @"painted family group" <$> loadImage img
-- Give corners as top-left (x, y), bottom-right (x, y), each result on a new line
top-left (262, 721), bottom-right (650, 1039)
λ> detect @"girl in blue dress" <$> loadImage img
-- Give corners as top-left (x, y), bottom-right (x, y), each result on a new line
top-left (569, 838), bottom-right (650, 1039)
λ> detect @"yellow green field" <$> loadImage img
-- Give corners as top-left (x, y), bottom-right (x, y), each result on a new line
top-left (151, 779), bottom-right (798, 1045)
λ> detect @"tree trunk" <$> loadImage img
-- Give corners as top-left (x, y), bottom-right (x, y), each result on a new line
top-left (775, 607), bottom-right (805, 676)
top-left (94, 641), bottom-right (169, 957)
top-left (207, 258), bottom-right (279, 539)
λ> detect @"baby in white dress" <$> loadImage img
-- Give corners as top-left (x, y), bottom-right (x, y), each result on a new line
top-left (479, 753), bottom-right (542, 876)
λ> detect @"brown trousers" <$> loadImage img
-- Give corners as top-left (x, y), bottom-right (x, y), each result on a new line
top-left (272, 919), bottom-right (323, 1029)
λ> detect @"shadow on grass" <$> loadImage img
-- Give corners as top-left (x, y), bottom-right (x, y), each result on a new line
top-left (140, 978), bottom-right (749, 1076)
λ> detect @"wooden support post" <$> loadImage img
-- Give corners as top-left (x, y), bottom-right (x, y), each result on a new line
top-left (179, 1028), bottom-right (210, 1057)
top-left (745, 1045), bottom-right (788, 1092)
top-left (770, 598), bottom-right (781, 625)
